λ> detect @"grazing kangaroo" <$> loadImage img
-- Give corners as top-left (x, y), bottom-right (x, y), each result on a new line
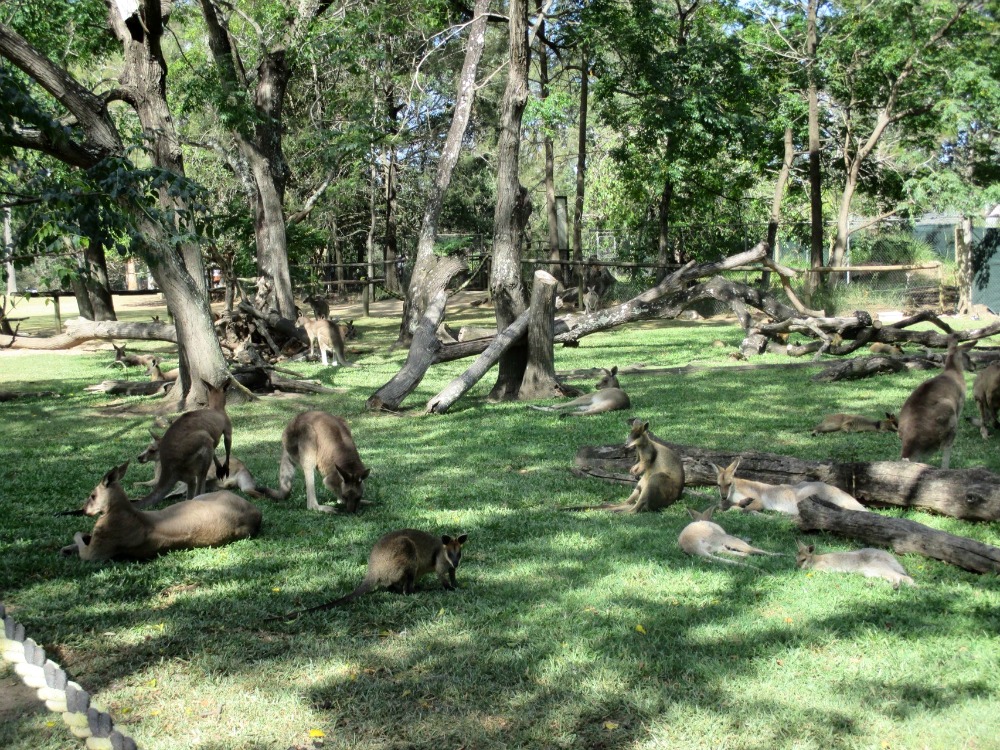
top-left (252, 410), bottom-right (370, 513)
top-left (811, 412), bottom-right (898, 435)
top-left (135, 379), bottom-right (233, 508)
top-left (270, 530), bottom-right (468, 619)
top-left (712, 458), bottom-right (867, 515)
top-left (296, 315), bottom-right (349, 366)
top-left (562, 419), bottom-right (683, 512)
top-left (795, 541), bottom-right (915, 588)
top-left (111, 343), bottom-right (157, 369)
top-left (582, 287), bottom-right (599, 314)
top-left (303, 294), bottom-right (330, 320)
top-left (678, 505), bottom-right (781, 569)
top-left (145, 358), bottom-right (180, 383)
top-left (136, 432), bottom-right (257, 496)
top-left (898, 336), bottom-right (974, 469)
top-left (973, 362), bottom-right (1000, 439)
top-left (61, 462), bottom-right (261, 562)
top-left (528, 367), bottom-right (630, 417)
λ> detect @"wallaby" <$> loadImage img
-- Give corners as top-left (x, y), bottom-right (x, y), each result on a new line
top-left (869, 342), bottom-right (903, 356)
top-left (252, 410), bottom-right (370, 513)
top-left (303, 294), bottom-right (330, 320)
top-left (811, 412), bottom-right (898, 435)
top-left (296, 315), bottom-right (349, 366)
top-left (795, 541), bottom-right (915, 588)
top-left (712, 458), bottom-right (868, 516)
top-left (111, 342), bottom-right (157, 369)
top-left (336, 319), bottom-right (358, 341)
top-left (61, 462), bottom-right (261, 562)
top-left (562, 419), bottom-right (684, 512)
top-left (678, 505), bottom-right (781, 569)
top-left (582, 286), bottom-right (599, 314)
top-left (527, 367), bottom-right (630, 417)
top-left (973, 362), bottom-right (1000, 439)
top-left (135, 379), bottom-right (233, 508)
top-left (898, 336), bottom-right (974, 469)
top-left (136, 432), bottom-right (257, 496)
top-left (270, 530), bottom-right (468, 619)
top-left (145, 358), bottom-right (179, 383)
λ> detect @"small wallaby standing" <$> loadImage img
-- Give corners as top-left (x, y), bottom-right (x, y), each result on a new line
top-left (61, 462), bottom-right (261, 562)
top-left (252, 410), bottom-right (370, 512)
top-left (135, 379), bottom-right (233, 508)
top-left (527, 367), bottom-right (630, 417)
top-left (136, 432), bottom-right (257, 495)
top-left (678, 505), bottom-right (781, 569)
top-left (811, 412), bottom-right (898, 435)
top-left (898, 336), bottom-right (974, 469)
top-left (296, 315), bottom-right (349, 366)
top-left (111, 342), bottom-right (157, 369)
top-left (562, 419), bottom-right (683, 512)
top-left (304, 294), bottom-right (330, 320)
top-left (145, 358), bottom-right (180, 383)
top-left (973, 362), bottom-right (1000, 439)
top-left (712, 458), bottom-right (867, 515)
top-left (795, 541), bottom-right (915, 588)
top-left (270, 530), bottom-right (468, 619)
top-left (582, 286), bottom-right (599, 314)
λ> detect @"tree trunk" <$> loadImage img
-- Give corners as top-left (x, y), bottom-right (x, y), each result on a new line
top-left (574, 441), bottom-right (1000, 521)
top-left (656, 177), bottom-right (674, 279)
top-left (83, 234), bottom-right (116, 321)
top-left (806, 0), bottom-right (823, 300)
top-left (3, 207), bottom-right (14, 295)
top-left (955, 215), bottom-right (974, 315)
top-left (383, 146), bottom-right (401, 295)
top-left (572, 47), bottom-right (589, 301)
top-left (764, 126), bottom-right (794, 290)
top-left (798, 497), bottom-right (1000, 574)
top-left (537, 8), bottom-right (560, 284)
top-left (519, 270), bottom-right (561, 399)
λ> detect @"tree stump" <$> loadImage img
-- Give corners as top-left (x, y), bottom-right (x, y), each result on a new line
top-left (518, 270), bottom-right (562, 400)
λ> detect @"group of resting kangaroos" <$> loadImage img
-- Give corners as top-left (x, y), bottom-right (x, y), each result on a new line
top-left (61, 331), bottom-right (1000, 609)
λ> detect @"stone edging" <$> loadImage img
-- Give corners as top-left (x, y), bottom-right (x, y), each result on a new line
top-left (1, 603), bottom-right (139, 750)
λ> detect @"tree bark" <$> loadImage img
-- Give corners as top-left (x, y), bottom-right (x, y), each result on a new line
top-left (572, 47), bottom-right (589, 302)
top-left (764, 126), bottom-right (794, 289)
top-left (83, 234), bottom-right (116, 321)
top-left (955, 216), bottom-right (974, 315)
top-left (574, 442), bottom-right (1000, 521)
top-left (806, 0), bottom-right (823, 299)
top-left (798, 497), bottom-right (1000, 574)
top-left (519, 270), bottom-right (561, 400)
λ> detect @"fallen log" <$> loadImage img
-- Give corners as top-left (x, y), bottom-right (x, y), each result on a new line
top-left (574, 442), bottom-right (1000, 521)
top-left (797, 497), bottom-right (1000, 574)
top-left (84, 380), bottom-right (172, 396)
top-left (0, 317), bottom-right (177, 349)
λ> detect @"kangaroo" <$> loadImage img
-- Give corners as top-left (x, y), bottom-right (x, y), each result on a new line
top-left (678, 505), bottom-right (781, 569)
top-left (303, 294), bottom-right (330, 320)
top-left (869, 342), bottom-right (903, 356)
top-left (296, 315), bottom-right (349, 366)
top-left (252, 410), bottom-right (370, 513)
top-left (562, 419), bottom-right (683, 512)
top-left (811, 412), bottom-right (898, 435)
top-left (795, 541), bottom-right (915, 589)
top-left (61, 462), bottom-right (261, 562)
top-left (712, 458), bottom-right (867, 516)
top-left (145, 358), bottom-right (180, 383)
top-left (136, 432), bottom-right (257, 496)
top-left (111, 342), bottom-right (157, 369)
top-left (270, 530), bottom-right (468, 619)
top-left (973, 362), bottom-right (1000, 439)
top-left (528, 367), bottom-right (630, 417)
top-left (582, 286), bottom-right (599, 314)
top-left (134, 379), bottom-right (233, 508)
top-left (336, 319), bottom-right (358, 341)
top-left (898, 336), bottom-right (974, 469)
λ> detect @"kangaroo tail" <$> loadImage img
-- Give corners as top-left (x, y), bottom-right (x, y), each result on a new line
top-left (266, 580), bottom-right (374, 621)
top-left (560, 501), bottom-right (632, 512)
top-left (527, 405), bottom-right (557, 412)
top-left (704, 553), bottom-right (763, 570)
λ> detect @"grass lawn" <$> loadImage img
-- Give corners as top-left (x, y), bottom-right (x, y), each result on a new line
top-left (1, 296), bottom-right (999, 750)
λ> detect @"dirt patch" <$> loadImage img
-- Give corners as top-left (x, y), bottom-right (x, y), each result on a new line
top-left (0, 663), bottom-right (45, 723)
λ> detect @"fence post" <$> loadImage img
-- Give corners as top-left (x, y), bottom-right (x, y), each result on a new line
top-left (938, 262), bottom-right (944, 312)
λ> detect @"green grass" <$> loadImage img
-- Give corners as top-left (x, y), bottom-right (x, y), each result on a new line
top-left (1, 309), bottom-right (1000, 750)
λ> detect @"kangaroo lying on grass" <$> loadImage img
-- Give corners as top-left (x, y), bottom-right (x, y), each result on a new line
top-left (135, 380), bottom-right (232, 508)
top-left (563, 419), bottom-right (683, 512)
top-left (528, 367), bottom-right (630, 417)
top-left (712, 458), bottom-right (868, 516)
top-left (973, 362), bottom-right (1000, 439)
top-left (678, 505), bottom-right (782, 569)
top-left (145, 358), bottom-right (179, 383)
top-left (898, 336), bottom-right (974, 469)
top-left (811, 412), bottom-right (898, 435)
top-left (252, 410), bottom-right (370, 513)
top-left (270, 530), bottom-right (468, 619)
top-left (111, 342), bottom-right (158, 369)
top-left (135, 431), bottom-right (257, 496)
top-left (61, 462), bottom-right (261, 562)
top-left (795, 541), bottom-right (915, 588)
top-left (296, 315), bottom-right (350, 366)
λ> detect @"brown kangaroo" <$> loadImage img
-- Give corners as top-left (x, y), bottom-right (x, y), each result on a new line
top-left (269, 530), bottom-right (468, 619)
top-left (296, 315), bottom-right (349, 366)
top-left (869, 342), bottom-right (903, 356)
top-left (973, 362), bottom-right (1000, 439)
top-left (811, 412), bottom-right (898, 435)
top-left (528, 367), bottom-right (630, 417)
top-left (252, 410), bottom-right (370, 513)
top-left (303, 294), bottom-right (330, 320)
top-left (135, 380), bottom-right (233, 508)
top-left (111, 343), bottom-right (157, 369)
top-left (677, 505), bottom-right (781, 569)
top-left (136, 432), bottom-right (257, 496)
top-left (61, 462), bottom-right (261, 562)
top-left (145, 358), bottom-right (180, 383)
top-left (796, 541), bottom-right (915, 588)
top-left (711, 458), bottom-right (868, 516)
top-left (898, 336), bottom-right (974, 469)
top-left (562, 419), bottom-right (683, 512)
top-left (582, 287), bottom-right (599, 314)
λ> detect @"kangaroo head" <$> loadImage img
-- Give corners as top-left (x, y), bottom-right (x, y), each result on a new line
top-left (596, 366), bottom-right (620, 390)
top-left (201, 379), bottom-right (228, 410)
top-left (687, 504), bottom-right (717, 522)
top-left (113, 343), bottom-right (126, 359)
top-left (295, 314), bottom-right (309, 328)
top-left (84, 461), bottom-right (130, 515)
top-left (441, 533), bottom-right (469, 570)
top-left (625, 420), bottom-right (650, 449)
top-left (944, 337), bottom-right (974, 374)
top-left (795, 540), bottom-right (815, 568)
top-left (881, 413), bottom-right (899, 432)
top-left (328, 465), bottom-right (371, 512)
top-left (713, 458), bottom-right (741, 504)
top-left (136, 431), bottom-right (163, 464)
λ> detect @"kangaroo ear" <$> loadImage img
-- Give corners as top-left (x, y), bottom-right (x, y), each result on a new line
top-left (360, 467), bottom-right (371, 480)
top-left (105, 461), bottom-right (130, 485)
top-left (725, 457), bottom-right (741, 474)
top-left (687, 507), bottom-right (700, 520)
top-left (456, 534), bottom-right (468, 545)
top-left (441, 535), bottom-right (453, 545)
top-left (641, 421), bottom-right (650, 433)
top-left (148, 428), bottom-right (163, 441)
top-left (610, 366), bottom-right (619, 376)
top-left (796, 540), bottom-right (809, 553)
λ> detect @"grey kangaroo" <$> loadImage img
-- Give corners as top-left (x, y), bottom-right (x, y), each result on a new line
top-left (61, 462), bottom-right (261, 562)
top-left (582, 287), bottom-right (599, 314)
top-left (270, 530), bottom-right (468, 619)
top-left (678, 505), bottom-right (781, 569)
top-left (898, 336), bottom-right (974, 469)
top-left (145, 358), bottom-right (180, 383)
top-left (296, 315), bottom-right (349, 366)
top-left (111, 342), bottom-right (157, 369)
top-left (973, 362), bottom-right (1000, 439)
top-left (528, 367), bottom-right (630, 417)
top-left (252, 410), bottom-right (370, 512)
top-left (811, 412), bottom-right (898, 435)
top-left (135, 379), bottom-right (233, 508)
top-left (795, 541), bottom-right (915, 588)
top-left (136, 432), bottom-right (257, 496)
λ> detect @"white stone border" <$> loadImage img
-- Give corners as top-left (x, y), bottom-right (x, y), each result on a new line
top-left (1, 603), bottom-right (139, 750)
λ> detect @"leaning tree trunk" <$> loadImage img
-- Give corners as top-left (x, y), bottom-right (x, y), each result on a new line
top-left (763, 126), bottom-right (794, 290)
top-left (572, 46), bottom-right (589, 302)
